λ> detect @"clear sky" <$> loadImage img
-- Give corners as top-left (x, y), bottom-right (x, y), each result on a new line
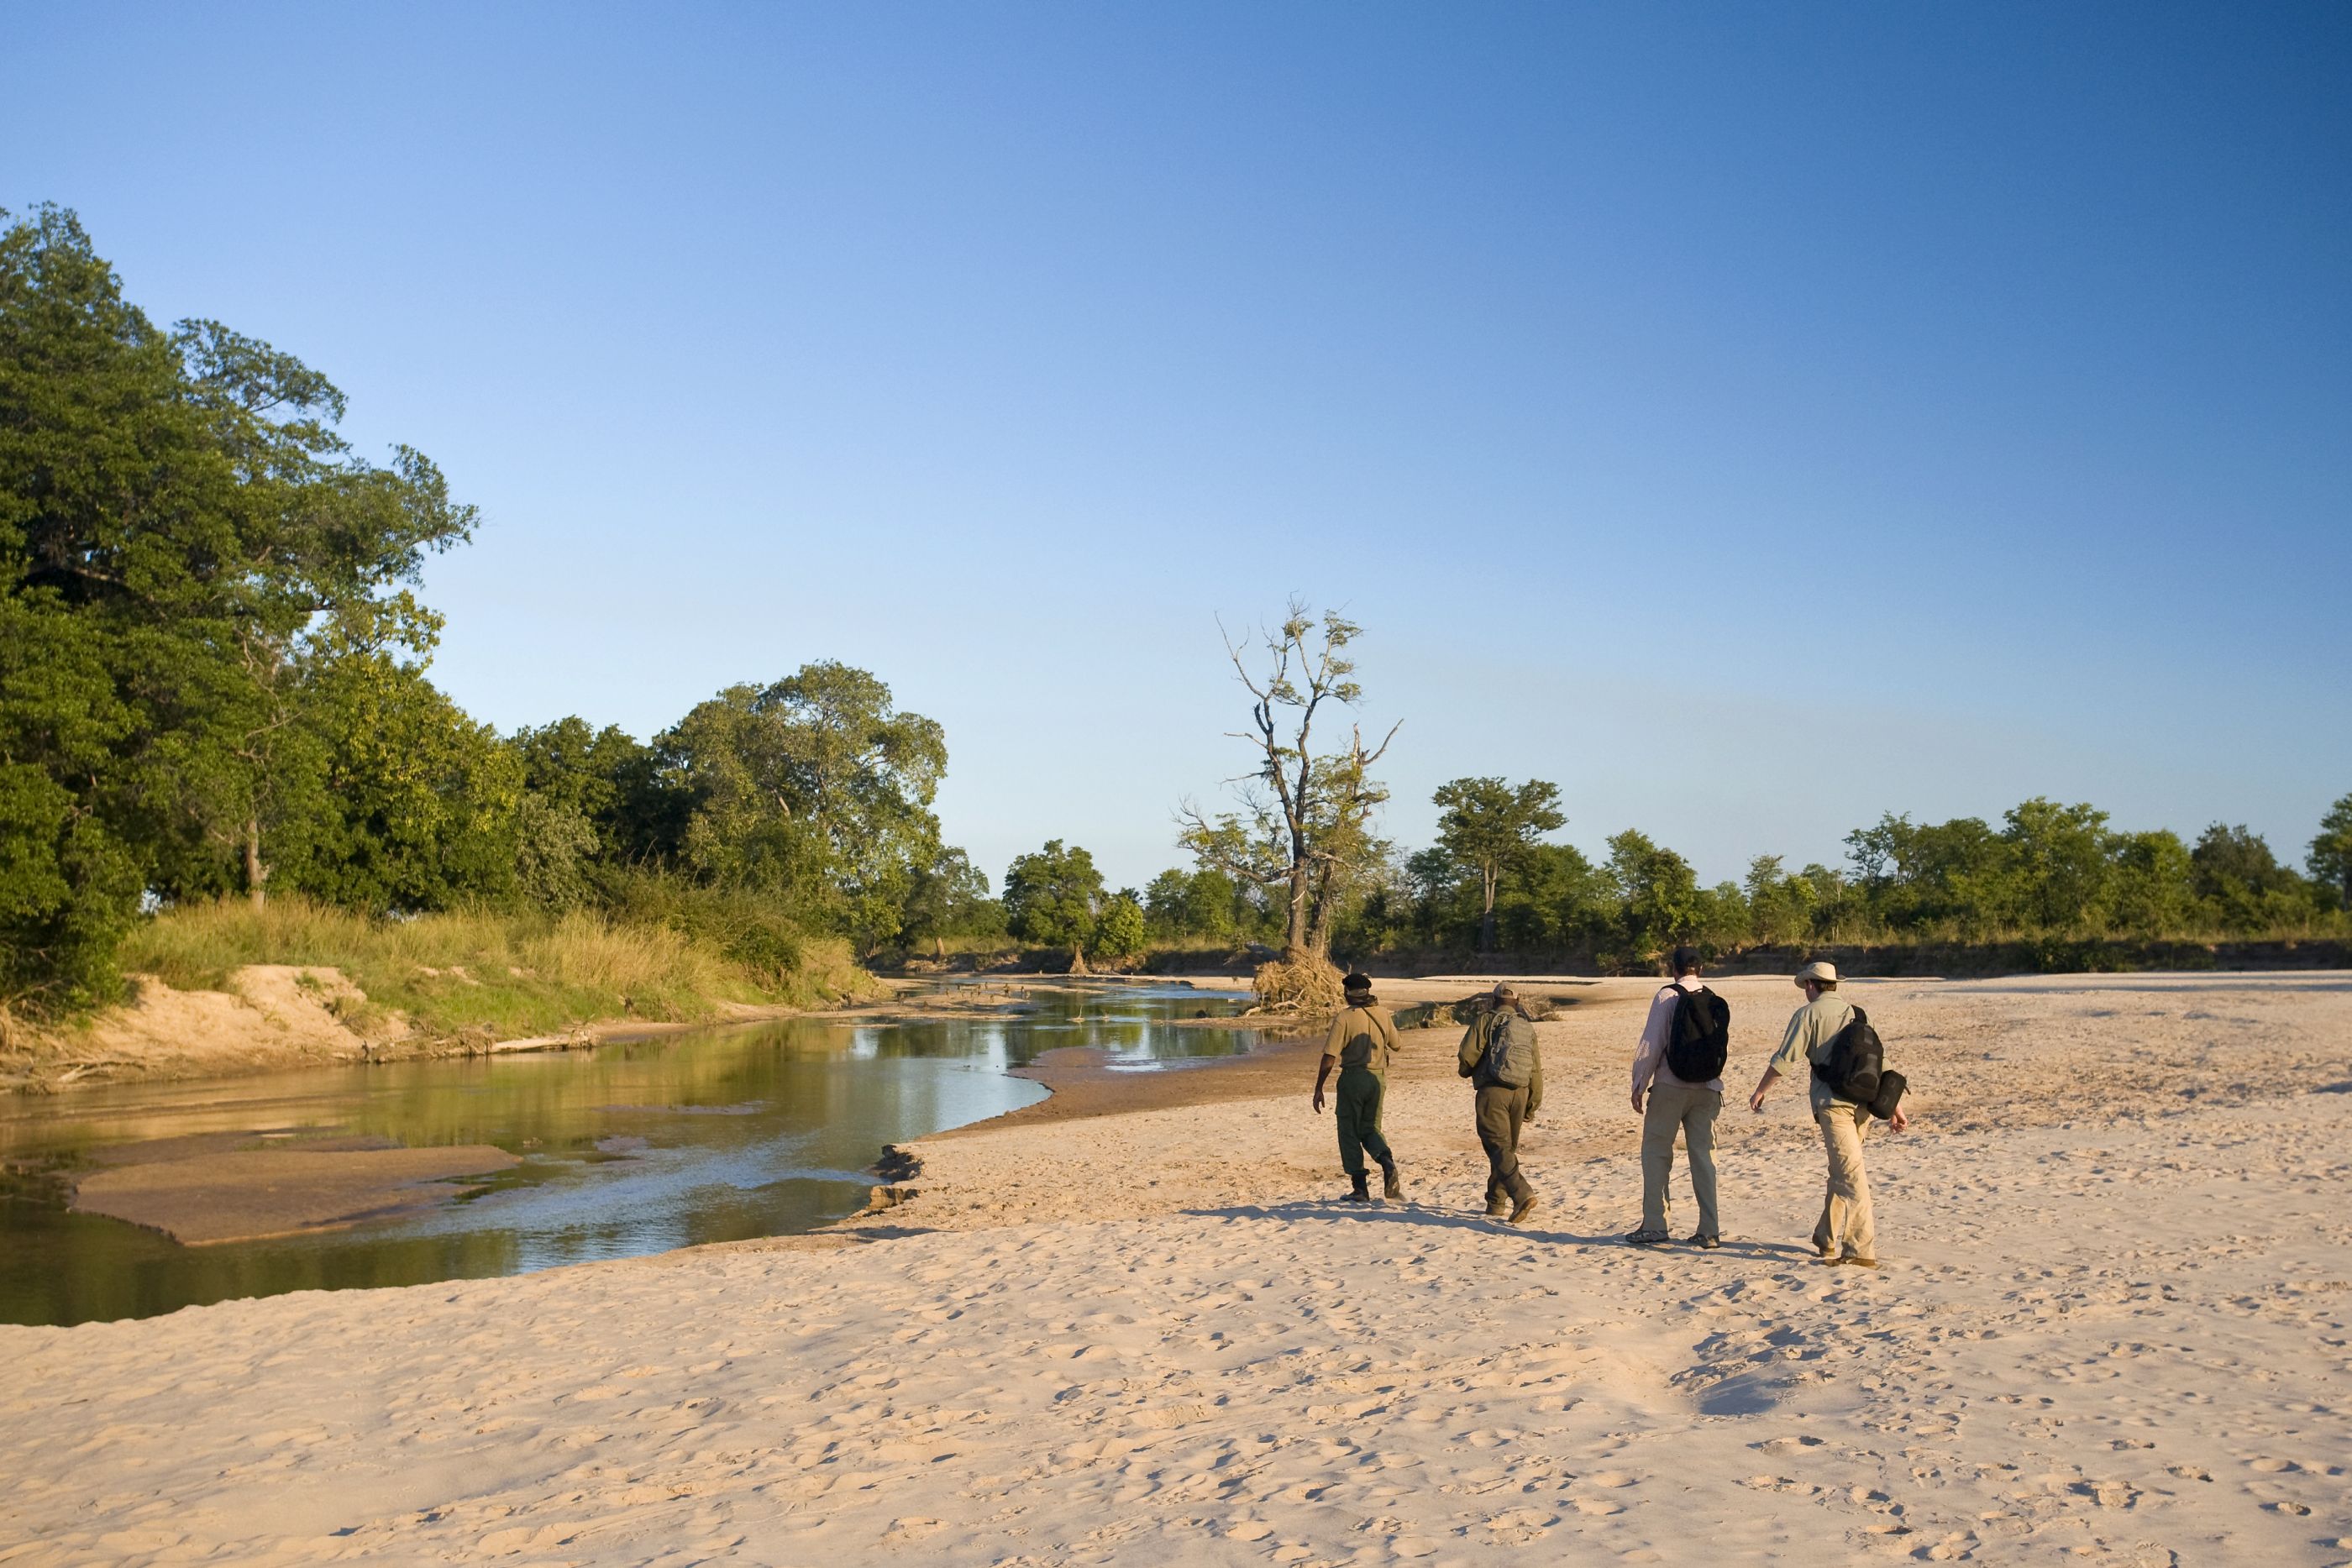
top-left (8, 2), bottom-right (2348, 891)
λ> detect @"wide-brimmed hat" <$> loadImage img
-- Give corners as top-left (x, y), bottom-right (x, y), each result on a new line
top-left (1794, 961), bottom-right (1839, 987)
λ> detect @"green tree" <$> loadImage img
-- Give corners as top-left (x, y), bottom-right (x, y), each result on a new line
top-left (512, 792), bottom-right (600, 910)
top-left (1605, 830), bottom-right (1703, 964)
top-left (1744, 853), bottom-right (1819, 947)
top-left (2000, 799), bottom-right (2113, 932)
top-left (297, 653), bottom-right (523, 911)
top-left (2108, 829), bottom-right (2196, 935)
top-left (1093, 891), bottom-right (1147, 963)
top-left (659, 662), bottom-right (948, 952)
top-left (1143, 865), bottom-right (1242, 941)
top-left (511, 716), bottom-right (647, 826)
top-left (1502, 842), bottom-right (1612, 951)
top-left (899, 846), bottom-right (1003, 954)
top-left (2307, 794), bottom-right (2352, 912)
top-left (1431, 776), bottom-right (1566, 952)
top-left (1179, 603), bottom-right (1397, 961)
top-left (1, 205), bottom-right (473, 1003)
top-left (1002, 839), bottom-right (1104, 972)
top-left (2191, 822), bottom-right (2307, 933)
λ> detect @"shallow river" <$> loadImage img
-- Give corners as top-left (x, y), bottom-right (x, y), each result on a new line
top-left (0, 981), bottom-right (1257, 1328)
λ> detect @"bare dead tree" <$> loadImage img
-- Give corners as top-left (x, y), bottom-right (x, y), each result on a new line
top-left (1179, 602), bottom-right (1398, 961)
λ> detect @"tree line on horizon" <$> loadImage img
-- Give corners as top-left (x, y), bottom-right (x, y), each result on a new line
top-left (995, 790), bottom-right (2352, 973)
top-left (980, 605), bottom-right (2352, 973)
top-left (6, 206), bottom-right (2346, 1015)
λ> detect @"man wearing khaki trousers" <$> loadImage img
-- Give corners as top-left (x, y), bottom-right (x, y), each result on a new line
top-left (1749, 961), bottom-right (1908, 1266)
top-left (1626, 945), bottom-right (1722, 1247)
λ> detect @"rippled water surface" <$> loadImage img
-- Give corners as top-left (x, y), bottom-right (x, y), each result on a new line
top-left (0, 981), bottom-right (1255, 1326)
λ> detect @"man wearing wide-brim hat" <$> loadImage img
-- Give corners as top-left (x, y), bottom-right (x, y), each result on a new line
top-left (1748, 961), bottom-right (1908, 1266)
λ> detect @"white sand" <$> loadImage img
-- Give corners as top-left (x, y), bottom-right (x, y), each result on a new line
top-left (5, 973), bottom-right (2349, 1565)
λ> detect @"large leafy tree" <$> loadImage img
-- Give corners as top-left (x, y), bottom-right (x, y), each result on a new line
top-left (1178, 602), bottom-right (1397, 961)
top-left (1743, 853), bottom-right (1820, 948)
top-left (1002, 839), bottom-right (1104, 972)
top-left (659, 661), bottom-right (949, 952)
top-left (1, 206), bottom-right (474, 1004)
top-left (1999, 799), bottom-right (2114, 932)
top-left (899, 846), bottom-right (1003, 954)
top-left (299, 653), bottom-right (523, 910)
top-left (2191, 822), bottom-right (2308, 932)
top-left (1604, 830), bottom-right (1703, 962)
top-left (1431, 776), bottom-right (1565, 952)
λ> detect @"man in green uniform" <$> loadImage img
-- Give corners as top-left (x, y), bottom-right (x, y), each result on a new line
top-left (1313, 972), bottom-right (1404, 1203)
top-left (1458, 983), bottom-right (1543, 1224)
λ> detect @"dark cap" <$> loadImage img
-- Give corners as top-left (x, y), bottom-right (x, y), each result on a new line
top-left (1342, 972), bottom-right (1373, 992)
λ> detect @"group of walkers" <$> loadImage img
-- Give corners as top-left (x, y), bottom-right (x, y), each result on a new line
top-left (1314, 949), bottom-right (1910, 1266)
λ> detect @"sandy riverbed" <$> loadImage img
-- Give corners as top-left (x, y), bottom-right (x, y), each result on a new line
top-left (4, 972), bottom-right (2349, 1565)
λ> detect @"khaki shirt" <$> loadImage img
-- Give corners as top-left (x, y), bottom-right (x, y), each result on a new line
top-left (1768, 990), bottom-right (1857, 1112)
top-left (1324, 1004), bottom-right (1401, 1074)
top-left (1457, 1009), bottom-right (1543, 1114)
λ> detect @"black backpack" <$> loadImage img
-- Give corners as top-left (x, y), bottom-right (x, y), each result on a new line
top-left (1815, 1006), bottom-right (1908, 1120)
top-left (1662, 985), bottom-right (1730, 1082)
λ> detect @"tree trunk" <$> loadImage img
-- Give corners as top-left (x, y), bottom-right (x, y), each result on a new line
top-left (1284, 858), bottom-right (1311, 962)
top-left (243, 818), bottom-right (270, 910)
top-left (1068, 943), bottom-right (1089, 976)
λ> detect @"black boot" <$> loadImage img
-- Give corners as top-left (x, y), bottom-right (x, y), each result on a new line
top-left (1380, 1157), bottom-right (1404, 1200)
top-left (1341, 1172), bottom-right (1373, 1204)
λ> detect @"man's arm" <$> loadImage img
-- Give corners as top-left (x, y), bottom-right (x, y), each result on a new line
top-left (1630, 987), bottom-right (1675, 1112)
top-left (1750, 1009), bottom-right (1809, 1111)
top-left (1527, 1048), bottom-right (1543, 1117)
top-left (1313, 1054), bottom-right (1335, 1113)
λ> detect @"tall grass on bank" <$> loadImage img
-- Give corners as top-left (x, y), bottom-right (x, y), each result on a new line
top-left (115, 894), bottom-right (870, 1043)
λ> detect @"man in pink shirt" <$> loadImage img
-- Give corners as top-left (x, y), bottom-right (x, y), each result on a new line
top-left (1626, 945), bottom-right (1724, 1247)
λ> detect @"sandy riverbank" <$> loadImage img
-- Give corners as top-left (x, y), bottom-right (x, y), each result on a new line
top-left (4, 972), bottom-right (2349, 1565)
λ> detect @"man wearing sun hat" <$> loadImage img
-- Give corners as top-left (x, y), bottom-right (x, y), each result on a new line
top-left (1749, 961), bottom-right (1908, 1266)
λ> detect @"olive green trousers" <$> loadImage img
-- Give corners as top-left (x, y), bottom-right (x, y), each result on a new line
top-left (1475, 1083), bottom-right (1534, 1206)
top-left (1335, 1066), bottom-right (1393, 1178)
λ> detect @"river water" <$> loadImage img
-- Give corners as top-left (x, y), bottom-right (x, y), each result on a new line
top-left (0, 981), bottom-right (1257, 1328)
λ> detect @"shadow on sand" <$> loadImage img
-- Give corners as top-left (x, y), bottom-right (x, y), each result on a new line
top-left (1193, 1199), bottom-right (1819, 1261)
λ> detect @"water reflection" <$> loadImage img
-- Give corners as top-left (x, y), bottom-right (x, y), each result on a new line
top-left (0, 981), bottom-right (1254, 1327)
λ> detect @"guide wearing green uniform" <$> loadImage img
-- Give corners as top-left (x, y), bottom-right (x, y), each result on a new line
top-left (1313, 973), bottom-right (1405, 1203)
top-left (1459, 984), bottom-right (1544, 1223)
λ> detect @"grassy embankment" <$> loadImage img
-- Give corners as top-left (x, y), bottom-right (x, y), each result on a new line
top-left (113, 893), bottom-right (874, 1045)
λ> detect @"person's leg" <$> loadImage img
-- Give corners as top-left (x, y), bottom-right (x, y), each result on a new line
top-left (1340, 1068), bottom-right (1400, 1198)
top-left (1815, 1103), bottom-right (1874, 1260)
top-left (1638, 1084), bottom-right (1679, 1233)
top-left (1843, 1104), bottom-right (1875, 1259)
top-left (1335, 1072), bottom-right (1368, 1179)
top-left (1683, 1087), bottom-right (1721, 1239)
top-left (1354, 1072), bottom-right (1394, 1168)
top-left (1502, 1087), bottom-right (1534, 1205)
top-left (1477, 1087), bottom-right (1532, 1205)
top-left (1812, 1104), bottom-right (1839, 1254)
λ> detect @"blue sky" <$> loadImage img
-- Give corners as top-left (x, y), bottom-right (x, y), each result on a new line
top-left (8, 3), bottom-right (2348, 889)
